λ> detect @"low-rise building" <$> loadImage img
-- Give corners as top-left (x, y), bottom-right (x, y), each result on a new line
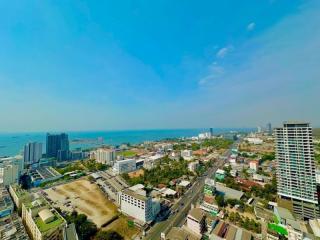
top-left (181, 150), bottom-right (193, 160)
top-left (244, 137), bottom-right (263, 145)
top-left (30, 167), bottom-right (62, 187)
top-left (215, 183), bottom-right (244, 200)
top-left (22, 194), bottom-right (67, 240)
top-left (113, 159), bottom-right (136, 174)
top-left (188, 161), bottom-right (199, 172)
top-left (215, 169), bottom-right (225, 181)
top-left (9, 184), bottom-right (29, 210)
top-left (0, 213), bottom-right (30, 240)
top-left (249, 160), bottom-right (259, 172)
top-left (0, 185), bottom-right (14, 218)
top-left (186, 208), bottom-right (206, 235)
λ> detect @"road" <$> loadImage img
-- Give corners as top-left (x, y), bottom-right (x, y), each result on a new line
top-left (144, 142), bottom-right (237, 240)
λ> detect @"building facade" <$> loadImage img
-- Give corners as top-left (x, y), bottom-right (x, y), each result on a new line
top-left (119, 187), bottom-right (153, 223)
top-left (113, 159), bottom-right (136, 174)
top-left (95, 149), bottom-right (116, 165)
top-left (24, 142), bottom-right (42, 165)
top-left (186, 208), bottom-right (206, 235)
top-left (0, 156), bottom-right (24, 186)
top-left (275, 121), bottom-right (319, 219)
top-left (46, 133), bottom-right (69, 161)
top-left (21, 195), bottom-right (66, 240)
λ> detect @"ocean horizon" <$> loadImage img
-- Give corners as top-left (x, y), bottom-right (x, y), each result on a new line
top-left (0, 128), bottom-right (254, 157)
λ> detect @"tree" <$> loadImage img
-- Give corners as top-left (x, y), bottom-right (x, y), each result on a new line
top-left (215, 195), bottom-right (225, 208)
top-left (95, 230), bottom-right (123, 240)
top-left (65, 211), bottom-right (97, 240)
top-left (19, 174), bottom-right (32, 189)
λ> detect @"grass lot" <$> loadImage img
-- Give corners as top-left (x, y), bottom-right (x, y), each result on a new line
top-left (116, 150), bottom-right (137, 158)
top-left (102, 215), bottom-right (140, 240)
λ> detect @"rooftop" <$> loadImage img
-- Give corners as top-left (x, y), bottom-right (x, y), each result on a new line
top-left (23, 194), bottom-right (66, 233)
top-left (122, 188), bottom-right (148, 201)
top-left (34, 212), bottom-right (65, 233)
top-left (10, 184), bottom-right (29, 198)
top-left (275, 206), bottom-right (295, 221)
top-left (0, 213), bottom-right (29, 240)
top-left (166, 227), bottom-right (201, 240)
top-left (0, 186), bottom-right (13, 212)
top-left (188, 208), bottom-right (204, 222)
top-left (215, 183), bottom-right (244, 200)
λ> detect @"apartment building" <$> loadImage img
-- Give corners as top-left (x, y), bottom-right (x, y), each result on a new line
top-left (95, 148), bottom-right (116, 165)
top-left (118, 184), bottom-right (153, 224)
top-left (21, 194), bottom-right (66, 240)
top-left (275, 121), bottom-right (319, 220)
top-left (186, 208), bottom-right (206, 235)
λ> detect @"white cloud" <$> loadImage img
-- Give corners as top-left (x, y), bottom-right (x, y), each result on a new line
top-left (198, 64), bottom-right (225, 85)
top-left (247, 22), bottom-right (256, 31)
top-left (216, 45), bottom-right (233, 58)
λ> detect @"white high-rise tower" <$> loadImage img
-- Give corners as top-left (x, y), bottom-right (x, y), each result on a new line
top-left (275, 121), bottom-right (319, 219)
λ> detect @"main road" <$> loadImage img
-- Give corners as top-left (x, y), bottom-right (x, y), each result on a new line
top-left (144, 142), bottom-right (237, 240)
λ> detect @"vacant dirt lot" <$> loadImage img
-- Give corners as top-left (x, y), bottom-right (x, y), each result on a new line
top-left (102, 215), bottom-right (140, 240)
top-left (45, 179), bottom-right (118, 227)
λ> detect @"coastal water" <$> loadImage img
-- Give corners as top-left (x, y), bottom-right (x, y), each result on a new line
top-left (0, 128), bottom-right (253, 157)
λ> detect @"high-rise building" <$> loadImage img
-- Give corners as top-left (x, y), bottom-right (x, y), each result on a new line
top-left (24, 142), bottom-right (42, 165)
top-left (95, 148), bottom-right (116, 165)
top-left (46, 133), bottom-right (69, 161)
top-left (267, 123), bottom-right (272, 135)
top-left (275, 121), bottom-right (319, 220)
top-left (0, 156), bottom-right (24, 186)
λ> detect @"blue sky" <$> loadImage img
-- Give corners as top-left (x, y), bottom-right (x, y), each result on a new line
top-left (0, 0), bottom-right (319, 131)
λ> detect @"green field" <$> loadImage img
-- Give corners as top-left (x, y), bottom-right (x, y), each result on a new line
top-left (116, 150), bottom-right (137, 157)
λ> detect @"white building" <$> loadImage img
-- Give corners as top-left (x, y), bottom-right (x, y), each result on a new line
top-left (113, 159), bottom-right (136, 174)
top-left (249, 160), bottom-right (259, 172)
top-left (186, 208), bottom-right (206, 235)
top-left (0, 156), bottom-right (24, 186)
top-left (118, 185), bottom-right (153, 223)
top-left (198, 132), bottom-right (211, 140)
top-left (181, 150), bottom-right (193, 160)
top-left (275, 122), bottom-right (319, 219)
top-left (188, 161), bottom-right (199, 172)
top-left (95, 148), bottom-right (116, 165)
top-left (24, 142), bottom-right (42, 165)
top-left (244, 137), bottom-right (263, 145)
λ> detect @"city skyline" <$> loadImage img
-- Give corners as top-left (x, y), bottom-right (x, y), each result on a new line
top-left (0, 0), bottom-right (320, 131)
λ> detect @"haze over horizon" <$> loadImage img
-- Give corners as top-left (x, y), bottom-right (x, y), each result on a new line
top-left (1, 0), bottom-right (319, 132)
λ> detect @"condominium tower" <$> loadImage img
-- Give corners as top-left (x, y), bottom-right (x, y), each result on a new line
top-left (24, 142), bottom-right (42, 165)
top-left (275, 121), bottom-right (319, 219)
top-left (46, 133), bottom-right (69, 161)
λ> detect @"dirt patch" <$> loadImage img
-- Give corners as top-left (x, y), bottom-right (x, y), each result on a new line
top-left (45, 179), bottom-right (118, 227)
top-left (102, 215), bottom-right (140, 240)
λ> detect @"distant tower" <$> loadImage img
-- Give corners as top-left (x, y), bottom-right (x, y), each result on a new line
top-left (46, 133), bottom-right (69, 161)
top-left (24, 142), bottom-right (42, 165)
top-left (266, 123), bottom-right (272, 135)
top-left (257, 126), bottom-right (262, 133)
top-left (275, 121), bottom-right (319, 220)
top-left (210, 128), bottom-right (213, 137)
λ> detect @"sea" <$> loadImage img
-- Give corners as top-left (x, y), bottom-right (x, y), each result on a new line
top-left (0, 128), bottom-right (253, 157)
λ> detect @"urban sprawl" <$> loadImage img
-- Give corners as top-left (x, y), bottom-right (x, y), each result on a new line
top-left (1, 121), bottom-right (320, 240)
